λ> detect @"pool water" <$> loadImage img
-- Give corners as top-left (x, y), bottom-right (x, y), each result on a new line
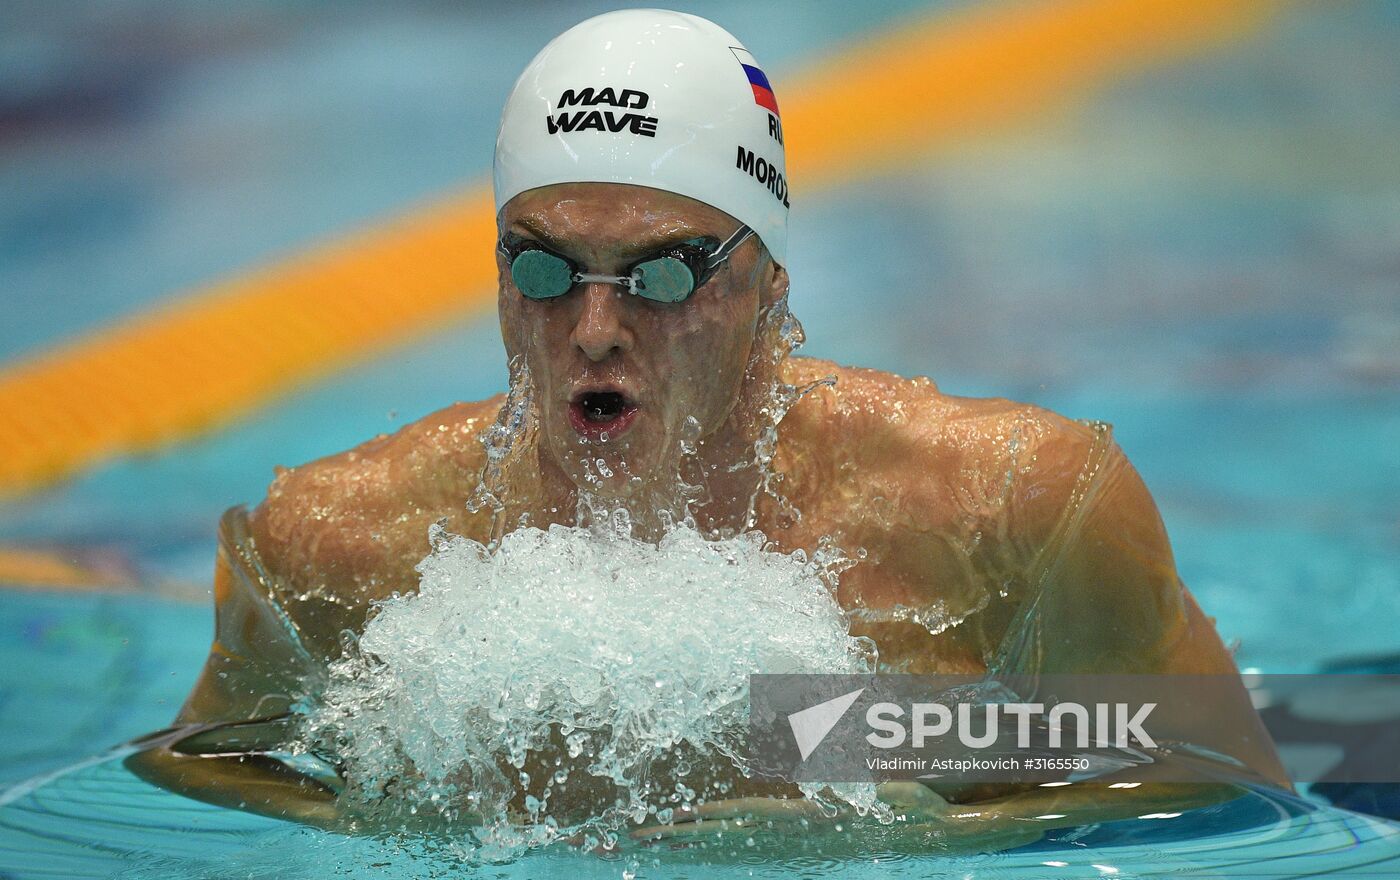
top-left (2, 751), bottom-right (1398, 878)
top-left (3, 590), bottom-right (1400, 879)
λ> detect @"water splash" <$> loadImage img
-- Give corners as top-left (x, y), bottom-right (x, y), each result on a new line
top-left (465, 354), bottom-right (539, 547)
top-left (294, 295), bottom-right (886, 857)
top-left (748, 300), bottom-right (836, 529)
top-left (296, 514), bottom-right (878, 858)
top-left (669, 297), bottom-right (836, 537)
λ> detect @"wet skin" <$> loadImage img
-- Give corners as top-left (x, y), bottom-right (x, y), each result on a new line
top-left (129, 183), bottom-right (1290, 841)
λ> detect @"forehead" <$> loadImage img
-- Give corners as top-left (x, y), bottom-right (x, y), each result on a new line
top-left (500, 182), bottom-right (738, 245)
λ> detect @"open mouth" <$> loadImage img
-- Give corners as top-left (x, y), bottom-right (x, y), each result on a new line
top-left (568, 390), bottom-right (640, 441)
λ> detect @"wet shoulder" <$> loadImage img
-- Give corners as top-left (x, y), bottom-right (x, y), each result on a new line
top-left (246, 397), bottom-right (502, 634)
top-left (781, 357), bottom-right (1105, 531)
top-left (778, 358), bottom-right (1116, 668)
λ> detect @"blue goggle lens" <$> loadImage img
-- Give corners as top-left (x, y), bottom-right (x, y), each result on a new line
top-left (503, 228), bottom-right (752, 303)
top-left (510, 249), bottom-right (701, 303)
top-left (510, 249), bottom-right (575, 300)
top-left (631, 256), bottom-right (696, 303)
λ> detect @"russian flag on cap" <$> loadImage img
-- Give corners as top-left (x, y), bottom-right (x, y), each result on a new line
top-left (731, 47), bottom-right (779, 118)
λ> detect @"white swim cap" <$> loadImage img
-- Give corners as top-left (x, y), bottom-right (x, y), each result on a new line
top-left (494, 9), bottom-right (789, 265)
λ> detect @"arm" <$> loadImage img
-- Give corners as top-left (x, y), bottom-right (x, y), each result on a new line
top-left (124, 507), bottom-right (345, 827)
top-left (629, 773), bottom-right (1237, 850)
top-left (996, 417), bottom-right (1288, 785)
top-left (128, 401), bottom-right (499, 826)
top-left (125, 721), bottom-right (343, 828)
top-left (915, 416), bottom-right (1289, 828)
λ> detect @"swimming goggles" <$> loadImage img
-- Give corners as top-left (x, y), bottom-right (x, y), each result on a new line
top-left (498, 224), bottom-right (756, 303)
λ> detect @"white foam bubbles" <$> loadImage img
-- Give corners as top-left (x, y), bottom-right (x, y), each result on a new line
top-left (298, 514), bottom-right (876, 854)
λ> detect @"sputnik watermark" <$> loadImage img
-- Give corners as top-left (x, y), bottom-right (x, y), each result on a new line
top-left (756, 671), bottom-right (1400, 783)
top-left (864, 701), bottom-right (1157, 750)
top-left (865, 756), bottom-right (1089, 773)
top-left (750, 674), bottom-right (1400, 785)
top-left (783, 687), bottom-right (1155, 764)
top-left (787, 687), bottom-right (864, 760)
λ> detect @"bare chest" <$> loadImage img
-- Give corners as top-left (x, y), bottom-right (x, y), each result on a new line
top-left (758, 499), bottom-right (1009, 676)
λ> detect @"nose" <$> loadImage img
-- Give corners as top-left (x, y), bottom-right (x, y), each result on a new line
top-left (570, 282), bottom-right (635, 361)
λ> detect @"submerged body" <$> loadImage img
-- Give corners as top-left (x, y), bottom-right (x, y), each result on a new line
top-left (133, 354), bottom-right (1287, 837)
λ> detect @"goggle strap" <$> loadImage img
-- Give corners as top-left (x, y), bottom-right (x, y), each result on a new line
top-left (706, 225), bottom-right (756, 271)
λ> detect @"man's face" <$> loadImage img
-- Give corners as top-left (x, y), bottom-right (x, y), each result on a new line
top-left (497, 183), bottom-right (783, 497)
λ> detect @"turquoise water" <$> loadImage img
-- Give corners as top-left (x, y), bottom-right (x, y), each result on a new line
top-left (4, 588), bottom-right (1400, 877)
top-left (2, 750), bottom-right (1398, 878)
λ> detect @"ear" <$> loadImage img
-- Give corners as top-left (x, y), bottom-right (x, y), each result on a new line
top-left (762, 259), bottom-right (789, 310)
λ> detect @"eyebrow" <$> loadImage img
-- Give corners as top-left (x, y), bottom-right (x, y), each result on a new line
top-left (508, 217), bottom-right (716, 262)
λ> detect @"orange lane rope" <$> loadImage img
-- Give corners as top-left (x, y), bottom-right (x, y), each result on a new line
top-left (0, 0), bottom-right (1273, 499)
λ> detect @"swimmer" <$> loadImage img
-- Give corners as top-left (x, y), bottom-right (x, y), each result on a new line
top-left (129, 9), bottom-right (1289, 845)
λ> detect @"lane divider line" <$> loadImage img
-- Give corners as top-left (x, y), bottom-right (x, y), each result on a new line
top-left (0, 0), bottom-right (1274, 499)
